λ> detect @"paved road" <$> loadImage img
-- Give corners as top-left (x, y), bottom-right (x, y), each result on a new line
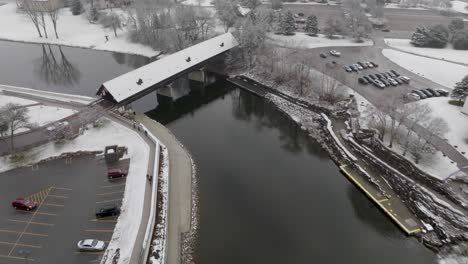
top-left (260, 3), bottom-right (468, 32)
top-left (0, 155), bottom-right (126, 264)
top-left (135, 114), bottom-right (193, 264)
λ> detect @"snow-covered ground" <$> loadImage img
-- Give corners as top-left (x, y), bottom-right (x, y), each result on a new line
top-left (268, 33), bottom-right (373, 49)
top-left (451, 0), bottom-right (468, 14)
top-left (384, 3), bottom-right (428, 9)
top-left (385, 38), bottom-right (468, 65)
top-left (1, 84), bottom-right (95, 105)
top-left (415, 97), bottom-right (468, 156)
top-left (0, 1), bottom-right (159, 57)
top-left (0, 93), bottom-right (36, 108)
top-left (0, 118), bottom-right (149, 264)
top-left (382, 49), bottom-right (468, 88)
top-left (27, 105), bottom-right (76, 127)
top-left (181, 0), bottom-right (214, 6)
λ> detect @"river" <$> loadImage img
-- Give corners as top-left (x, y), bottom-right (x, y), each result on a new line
top-left (0, 40), bottom-right (437, 264)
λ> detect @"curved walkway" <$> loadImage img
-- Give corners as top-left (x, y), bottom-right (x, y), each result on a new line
top-left (135, 114), bottom-right (193, 264)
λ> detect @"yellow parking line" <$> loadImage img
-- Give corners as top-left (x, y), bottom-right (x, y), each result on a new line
top-left (52, 186), bottom-right (72, 191)
top-left (378, 198), bottom-right (389, 203)
top-left (0, 254), bottom-right (35, 261)
top-left (90, 219), bottom-right (117, 223)
top-left (48, 194), bottom-right (68, 199)
top-left (100, 183), bottom-right (126, 188)
top-left (75, 251), bottom-right (104, 255)
top-left (96, 199), bottom-right (122, 204)
top-left (7, 219), bottom-right (53, 226)
top-left (97, 190), bottom-right (124, 196)
top-left (84, 229), bottom-right (114, 233)
top-left (37, 212), bottom-right (58, 216)
top-left (43, 203), bottom-right (64, 207)
top-left (0, 229), bottom-right (47, 237)
top-left (0, 241), bottom-right (42, 249)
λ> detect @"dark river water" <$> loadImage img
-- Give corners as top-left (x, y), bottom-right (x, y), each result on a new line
top-left (0, 40), bottom-right (437, 264)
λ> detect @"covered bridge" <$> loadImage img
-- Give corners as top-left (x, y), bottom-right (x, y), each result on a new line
top-left (97, 33), bottom-right (239, 104)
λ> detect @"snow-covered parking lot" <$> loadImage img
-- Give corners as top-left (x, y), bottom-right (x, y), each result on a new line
top-left (268, 33), bottom-right (374, 49)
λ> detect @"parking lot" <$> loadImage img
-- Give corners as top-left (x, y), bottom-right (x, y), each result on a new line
top-left (0, 155), bottom-right (127, 263)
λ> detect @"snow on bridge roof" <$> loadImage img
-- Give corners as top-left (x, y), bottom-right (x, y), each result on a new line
top-left (98, 33), bottom-right (239, 103)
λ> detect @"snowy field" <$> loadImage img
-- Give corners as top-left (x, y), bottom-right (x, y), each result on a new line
top-left (385, 38), bottom-right (468, 65)
top-left (1, 84), bottom-right (95, 105)
top-left (0, 118), bottom-right (150, 264)
top-left (384, 3), bottom-right (428, 9)
top-left (27, 105), bottom-right (76, 127)
top-left (382, 49), bottom-right (468, 88)
top-left (416, 97), bottom-right (468, 156)
top-left (0, 1), bottom-right (159, 57)
top-left (451, 0), bottom-right (468, 14)
top-left (268, 33), bottom-right (374, 49)
top-left (181, 0), bottom-right (214, 6)
top-left (0, 93), bottom-right (36, 108)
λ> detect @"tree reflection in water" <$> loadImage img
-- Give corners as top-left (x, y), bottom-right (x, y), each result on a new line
top-left (231, 89), bottom-right (329, 159)
top-left (36, 44), bottom-right (81, 87)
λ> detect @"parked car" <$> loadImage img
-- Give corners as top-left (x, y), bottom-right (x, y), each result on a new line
top-left (358, 77), bottom-right (368, 84)
top-left (370, 62), bottom-right (378, 67)
top-left (12, 198), bottom-right (37, 211)
top-left (364, 62), bottom-right (373, 68)
top-left (363, 76), bottom-right (372, 83)
top-left (394, 78), bottom-right (403, 85)
top-left (354, 64), bottom-right (363, 70)
top-left (412, 90), bottom-right (427, 99)
top-left (96, 205), bottom-right (121, 218)
top-left (329, 50), bottom-right (341, 57)
top-left (420, 89), bottom-right (433, 97)
top-left (320, 53), bottom-right (327, 58)
top-left (399, 76), bottom-right (410, 83)
top-left (386, 71), bottom-right (397, 78)
top-left (350, 65), bottom-right (359, 71)
top-left (375, 73), bottom-right (383, 79)
top-left (407, 93), bottom-right (421, 101)
top-left (436, 89), bottom-right (449, 96)
top-left (425, 88), bottom-right (439, 97)
top-left (77, 239), bottom-right (106, 252)
top-left (373, 80), bottom-right (385, 88)
top-left (390, 70), bottom-right (399, 76)
top-left (388, 78), bottom-right (398, 86)
top-left (343, 66), bottom-right (353, 72)
top-left (381, 79), bottom-right (390, 86)
top-left (107, 169), bottom-right (128, 179)
top-left (368, 74), bottom-right (376, 80)
top-left (357, 62), bottom-right (367, 68)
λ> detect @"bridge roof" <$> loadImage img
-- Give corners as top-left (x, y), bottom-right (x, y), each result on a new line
top-left (99, 33), bottom-right (239, 103)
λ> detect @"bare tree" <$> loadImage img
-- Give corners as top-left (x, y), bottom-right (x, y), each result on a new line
top-left (214, 0), bottom-right (241, 32)
top-left (47, 3), bottom-right (60, 39)
top-left (0, 103), bottom-right (31, 152)
top-left (400, 103), bottom-right (432, 156)
top-left (22, 0), bottom-right (43, 37)
top-left (344, 0), bottom-right (372, 42)
top-left (40, 12), bottom-right (48, 39)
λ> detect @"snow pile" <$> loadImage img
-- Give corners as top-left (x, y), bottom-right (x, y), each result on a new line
top-left (268, 33), bottom-right (374, 49)
top-left (451, 0), bottom-right (468, 14)
top-left (27, 105), bottom-right (76, 127)
top-left (416, 97), bottom-right (468, 155)
top-left (149, 146), bottom-right (169, 264)
top-left (385, 38), bottom-right (468, 65)
top-left (0, 118), bottom-right (150, 264)
top-left (382, 49), bottom-right (468, 88)
top-left (0, 2), bottom-right (159, 57)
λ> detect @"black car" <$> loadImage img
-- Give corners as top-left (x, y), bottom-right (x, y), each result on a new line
top-left (344, 66), bottom-right (353, 72)
top-left (350, 65), bottom-right (359, 71)
top-left (394, 78), bottom-right (403, 85)
top-left (368, 74), bottom-right (376, 80)
top-left (96, 205), bottom-right (121, 218)
top-left (357, 62), bottom-right (367, 69)
top-left (358, 77), bottom-right (369, 84)
top-left (412, 90), bottom-right (427, 99)
top-left (386, 71), bottom-right (397, 78)
top-left (420, 89), bottom-right (433, 97)
top-left (375, 73), bottom-right (383, 79)
top-left (363, 76), bottom-right (372, 83)
top-left (426, 88), bottom-right (439, 97)
top-left (320, 53), bottom-right (327, 58)
top-left (381, 79), bottom-right (390, 86)
top-left (390, 70), bottom-right (399, 76)
top-left (370, 62), bottom-right (378, 67)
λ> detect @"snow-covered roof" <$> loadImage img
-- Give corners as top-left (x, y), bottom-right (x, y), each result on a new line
top-left (99, 33), bottom-right (239, 103)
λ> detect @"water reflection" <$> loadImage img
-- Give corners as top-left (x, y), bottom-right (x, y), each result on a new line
top-left (35, 44), bottom-right (81, 87)
top-left (111, 52), bottom-right (152, 69)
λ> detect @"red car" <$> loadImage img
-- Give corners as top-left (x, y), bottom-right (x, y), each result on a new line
top-left (12, 198), bottom-right (37, 211)
top-left (107, 169), bottom-right (128, 179)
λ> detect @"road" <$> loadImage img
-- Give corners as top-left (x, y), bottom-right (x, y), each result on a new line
top-left (0, 155), bottom-right (127, 264)
top-left (260, 3), bottom-right (468, 32)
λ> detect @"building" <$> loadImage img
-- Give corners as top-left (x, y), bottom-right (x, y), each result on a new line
top-left (463, 97), bottom-right (468, 115)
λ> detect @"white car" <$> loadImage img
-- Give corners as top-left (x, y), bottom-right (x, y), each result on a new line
top-left (77, 239), bottom-right (105, 252)
top-left (329, 50), bottom-right (341, 57)
top-left (407, 93), bottom-right (421, 101)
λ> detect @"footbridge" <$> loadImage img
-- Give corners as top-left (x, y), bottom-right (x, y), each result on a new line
top-left (97, 33), bottom-right (238, 105)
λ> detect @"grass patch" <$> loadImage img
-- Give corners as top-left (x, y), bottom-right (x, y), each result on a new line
top-left (448, 100), bottom-right (464, 107)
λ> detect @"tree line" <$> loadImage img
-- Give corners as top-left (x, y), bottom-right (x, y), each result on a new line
top-left (411, 18), bottom-right (468, 49)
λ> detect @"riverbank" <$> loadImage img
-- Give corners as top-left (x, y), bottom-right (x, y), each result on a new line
top-left (229, 74), bottom-right (468, 261)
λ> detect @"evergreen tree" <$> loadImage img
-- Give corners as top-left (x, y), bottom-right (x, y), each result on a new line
top-left (426, 24), bottom-right (449, 48)
top-left (452, 30), bottom-right (468, 50)
top-left (305, 14), bottom-right (318, 36)
top-left (71, 0), bottom-right (83, 16)
top-left (410, 26), bottom-right (428, 47)
top-left (452, 75), bottom-right (468, 102)
top-left (448, 18), bottom-right (464, 35)
top-left (281, 10), bottom-right (296, 36)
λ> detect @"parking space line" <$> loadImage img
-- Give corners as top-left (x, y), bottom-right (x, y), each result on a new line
top-left (90, 219), bottom-right (117, 223)
top-left (42, 203), bottom-right (64, 207)
top-left (26, 187), bottom-right (53, 204)
top-left (99, 183), bottom-right (125, 188)
top-left (84, 229), bottom-right (114, 233)
top-left (7, 219), bottom-right (53, 227)
top-left (48, 195), bottom-right (68, 199)
top-left (0, 241), bottom-right (41, 249)
top-left (97, 190), bottom-right (124, 196)
top-left (75, 251), bottom-right (104, 255)
top-left (51, 186), bottom-right (72, 191)
top-left (96, 199), bottom-right (122, 204)
top-left (65, 157), bottom-right (72, 164)
top-left (0, 229), bottom-right (47, 237)
top-left (0, 254), bottom-right (35, 261)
